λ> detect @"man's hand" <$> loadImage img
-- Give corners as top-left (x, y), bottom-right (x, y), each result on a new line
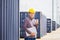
top-left (35, 19), bottom-right (39, 25)
top-left (30, 32), bottom-right (35, 37)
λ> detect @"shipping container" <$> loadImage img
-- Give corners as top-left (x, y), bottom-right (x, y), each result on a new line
top-left (40, 13), bottom-right (47, 37)
top-left (20, 12), bottom-right (40, 38)
top-left (0, 0), bottom-right (19, 40)
top-left (47, 19), bottom-right (52, 33)
top-left (20, 12), bottom-right (47, 38)
top-left (57, 24), bottom-right (60, 28)
top-left (52, 21), bottom-right (56, 31)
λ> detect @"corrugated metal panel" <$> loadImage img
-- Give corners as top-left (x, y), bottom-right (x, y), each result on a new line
top-left (1, 0), bottom-right (19, 40)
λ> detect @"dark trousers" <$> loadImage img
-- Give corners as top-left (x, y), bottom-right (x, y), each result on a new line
top-left (25, 37), bottom-right (36, 40)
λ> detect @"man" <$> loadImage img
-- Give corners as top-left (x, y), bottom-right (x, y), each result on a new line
top-left (23, 8), bottom-right (39, 40)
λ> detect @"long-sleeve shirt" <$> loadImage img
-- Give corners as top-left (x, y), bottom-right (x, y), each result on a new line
top-left (23, 17), bottom-right (38, 38)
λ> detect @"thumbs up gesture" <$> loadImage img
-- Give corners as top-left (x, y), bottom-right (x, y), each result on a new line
top-left (35, 19), bottom-right (39, 25)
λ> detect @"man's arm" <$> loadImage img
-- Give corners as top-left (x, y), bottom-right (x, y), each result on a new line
top-left (23, 19), bottom-right (31, 34)
top-left (34, 19), bottom-right (39, 29)
top-left (23, 19), bottom-right (36, 37)
top-left (34, 24), bottom-right (38, 29)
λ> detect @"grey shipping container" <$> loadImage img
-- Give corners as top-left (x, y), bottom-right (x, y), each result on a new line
top-left (0, 0), bottom-right (19, 40)
top-left (40, 13), bottom-right (47, 37)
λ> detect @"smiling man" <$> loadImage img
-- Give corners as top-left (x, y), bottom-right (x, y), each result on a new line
top-left (23, 8), bottom-right (39, 40)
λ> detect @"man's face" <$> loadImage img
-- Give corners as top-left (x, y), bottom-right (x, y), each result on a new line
top-left (28, 12), bottom-right (35, 19)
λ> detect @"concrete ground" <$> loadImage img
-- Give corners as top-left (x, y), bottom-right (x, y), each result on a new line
top-left (20, 28), bottom-right (60, 40)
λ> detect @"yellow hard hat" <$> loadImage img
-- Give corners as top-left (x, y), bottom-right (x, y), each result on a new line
top-left (28, 8), bottom-right (35, 14)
